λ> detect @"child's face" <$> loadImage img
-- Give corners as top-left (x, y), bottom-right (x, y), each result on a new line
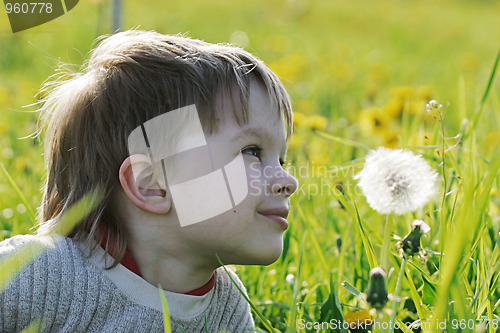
top-left (174, 80), bottom-right (298, 266)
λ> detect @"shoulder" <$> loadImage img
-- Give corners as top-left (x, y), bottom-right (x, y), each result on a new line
top-left (0, 234), bottom-right (57, 262)
top-left (0, 234), bottom-right (88, 284)
top-left (0, 235), bottom-right (167, 332)
top-left (0, 233), bottom-right (82, 258)
top-left (0, 234), bottom-right (50, 252)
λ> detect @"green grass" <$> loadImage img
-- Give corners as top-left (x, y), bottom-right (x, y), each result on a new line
top-left (1, 1), bottom-right (500, 332)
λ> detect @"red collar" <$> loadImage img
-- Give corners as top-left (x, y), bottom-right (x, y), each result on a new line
top-left (100, 231), bottom-right (215, 295)
top-left (185, 273), bottom-right (216, 296)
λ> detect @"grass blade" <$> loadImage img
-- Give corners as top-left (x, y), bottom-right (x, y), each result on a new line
top-left (404, 265), bottom-right (426, 320)
top-left (470, 47), bottom-right (500, 131)
top-left (432, 152), bottom-right (500, 331)
top-left (20, 318), bottom-right (44, 333)
top-left (286, 231), bottom-right (306, 333)
top-left (315, 130), bottom-right (371, 151)
top-left (331, 186), bottom-right (378, 269)
top-left (158, 285), bottom-right (172, 333)
top-left (0, 240), bottom-right (47, 293)
top-left (50, 191), bottom-right (102, 236)
top-left (352, 200), bottom-right (378, 269)
top-left (341, 280), bottom-right (363, 298)
top-left (0, 162), bottom-right (36, 222)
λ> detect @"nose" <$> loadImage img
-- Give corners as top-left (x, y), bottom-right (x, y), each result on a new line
top-left (271, 169), bottom-right (298, 197)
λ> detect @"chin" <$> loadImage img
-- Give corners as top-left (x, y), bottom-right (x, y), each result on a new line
top-left (220, 237), bottom-right (284, 266)
top-left (245, 241), bottom-right (283, 265)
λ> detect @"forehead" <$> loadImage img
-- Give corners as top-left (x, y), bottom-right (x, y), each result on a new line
top-left (212, 80), bottom-right (285, 139)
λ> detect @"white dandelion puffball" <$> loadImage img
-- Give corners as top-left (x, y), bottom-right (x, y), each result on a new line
top-left (355, 147), bottom-right (438, 215)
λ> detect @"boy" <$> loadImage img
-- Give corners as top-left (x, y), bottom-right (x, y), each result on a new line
top-left (0, 30), bottom-right (298, 332)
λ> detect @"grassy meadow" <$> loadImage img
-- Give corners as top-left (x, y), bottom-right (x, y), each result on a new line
top-left (1, 1), bottom-right (500, 332)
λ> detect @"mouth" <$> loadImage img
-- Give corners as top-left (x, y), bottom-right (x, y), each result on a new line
top-left (258, 208), bottom-right (289, 230)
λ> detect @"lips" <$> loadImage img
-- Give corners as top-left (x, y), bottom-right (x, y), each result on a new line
top-left (259, 207), bottom-right (289, 230)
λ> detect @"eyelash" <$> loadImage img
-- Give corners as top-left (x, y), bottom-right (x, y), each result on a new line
top-left (241, 145), bottom-right (288, 167)
top-left (241, 146), bottom-right (262, 159)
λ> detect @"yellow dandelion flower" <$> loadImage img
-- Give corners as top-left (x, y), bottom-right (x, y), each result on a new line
top-left (381, 129), bottom-right (400, 148)
top-left (416, 85), bottom-right (433, 101)
top-left (292, 112), bottom-right (306, 128)
top-left (407, 100), bottom-right (426, 115)
top-left (303, 114), bottom-right (328, 131)
top-left (269, 52), bottom-right (306, 82)
top-left (344, 309), bottom-right (374, 332)
top-left (383, 98), bottom-right (403, 118)
top-left (358, 107), bottom-right (393, 135)
top-left (390, 86), bottom-right (414, 101)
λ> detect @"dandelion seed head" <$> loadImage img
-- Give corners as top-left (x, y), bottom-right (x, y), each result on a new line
top-left (355, 147), bottom-right (438, 215)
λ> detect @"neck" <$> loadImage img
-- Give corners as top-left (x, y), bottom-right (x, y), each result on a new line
top-left (126, 232), bottom-right (216, 294)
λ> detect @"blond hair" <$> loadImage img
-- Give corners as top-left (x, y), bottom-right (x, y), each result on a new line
top-left (36, 30), bottom-right (292, 267)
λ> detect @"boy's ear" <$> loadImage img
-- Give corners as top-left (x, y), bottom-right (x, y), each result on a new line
top-left (119, 155), bottom-right (171, 215)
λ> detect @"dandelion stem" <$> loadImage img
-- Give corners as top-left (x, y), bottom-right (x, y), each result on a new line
top-left (389, 254), bottom-right (408, 332)
top-left (438, 111), bottom-right (447, 273)
top-left (381, 214), bottom-right (393, 270)
top-left (377, 309), bottom-right (388, 333)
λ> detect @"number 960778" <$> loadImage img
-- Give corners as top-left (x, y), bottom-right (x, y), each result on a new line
top-left (5, 2), bottom-right (53, 14)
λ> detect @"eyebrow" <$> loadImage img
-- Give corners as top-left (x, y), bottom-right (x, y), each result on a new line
top-left (231, 127), bottom-right (272, 143)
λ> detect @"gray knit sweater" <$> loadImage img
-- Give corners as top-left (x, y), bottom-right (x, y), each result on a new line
top-left (0, 235), bottom-right (255, 332)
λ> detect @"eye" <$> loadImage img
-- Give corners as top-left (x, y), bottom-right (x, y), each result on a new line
top-left (241, 146), bottom-right (262, 159)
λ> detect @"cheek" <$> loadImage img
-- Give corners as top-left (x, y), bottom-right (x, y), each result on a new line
top-left (246, 161), bottom-right (265, 198)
